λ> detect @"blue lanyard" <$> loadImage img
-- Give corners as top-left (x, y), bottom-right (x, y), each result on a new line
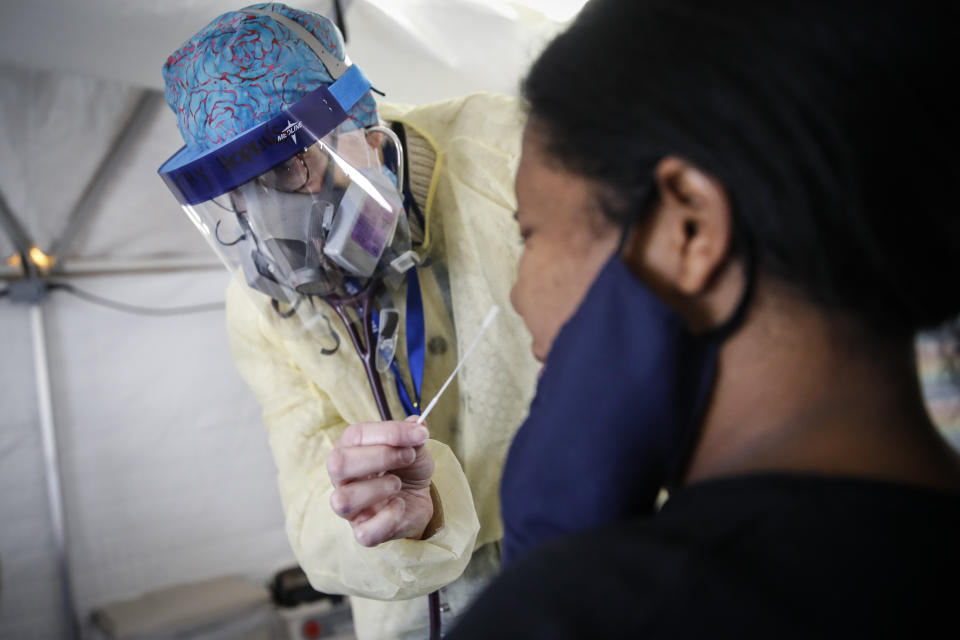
top-left (381, 133), bottom-right (426, 415)
top-left (382, 268), bottom-right (425, 416)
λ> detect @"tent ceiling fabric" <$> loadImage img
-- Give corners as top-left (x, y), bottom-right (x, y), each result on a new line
top-left (0, 1), bottom-right (578, 93)
top-left (0, 67), bottom-right (178, 262)
top-left (0, 0), bottom-right (572, 270)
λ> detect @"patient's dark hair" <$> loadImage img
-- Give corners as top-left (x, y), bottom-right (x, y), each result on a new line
top-left (522, 0), bottom-right (960, 337)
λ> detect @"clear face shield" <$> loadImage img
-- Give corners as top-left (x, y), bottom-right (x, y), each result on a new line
top-left (159, 73), bottom-right (415, 408)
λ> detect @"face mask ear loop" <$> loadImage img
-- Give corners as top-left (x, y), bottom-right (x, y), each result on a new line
top-left (702, 231), bottom-right (757, 344)
top-left (614, 174), bottom-right (757, 500)
top-left (665, 232), bottom-right (757, 494)
top-left (616, 178), bottom-right (757, 345)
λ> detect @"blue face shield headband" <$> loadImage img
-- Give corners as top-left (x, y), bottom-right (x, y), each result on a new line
top-left (158, 63), bottom-right (372, 206)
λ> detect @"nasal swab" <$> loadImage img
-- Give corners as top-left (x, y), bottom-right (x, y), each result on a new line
top-left (417, 305), bottom-right (500, 425)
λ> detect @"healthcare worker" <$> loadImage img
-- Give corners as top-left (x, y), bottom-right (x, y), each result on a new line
top-left (158, 4), bottom-right (538, 638)
top-left (449, 0), bottom-right (960, 636)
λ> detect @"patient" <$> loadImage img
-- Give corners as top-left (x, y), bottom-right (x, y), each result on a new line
top-left (451, 0), bottom-right (960, 636)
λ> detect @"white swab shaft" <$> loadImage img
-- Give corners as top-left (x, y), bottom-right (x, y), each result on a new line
top-left (417, 306), bottom-right (500, 425)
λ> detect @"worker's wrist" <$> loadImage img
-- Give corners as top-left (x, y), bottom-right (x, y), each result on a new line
top-left (418, 482), bottom-right (444, 540)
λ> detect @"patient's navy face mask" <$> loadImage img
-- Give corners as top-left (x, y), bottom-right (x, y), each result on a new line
top-left (500, 252), bottom-right (727, 565)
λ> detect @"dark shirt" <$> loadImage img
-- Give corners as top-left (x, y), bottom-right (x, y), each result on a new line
top-left (449, 474), bottom-right (960, 639)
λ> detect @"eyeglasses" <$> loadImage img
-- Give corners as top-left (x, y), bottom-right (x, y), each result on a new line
top-left (258, 152), bottom-right (310, 192)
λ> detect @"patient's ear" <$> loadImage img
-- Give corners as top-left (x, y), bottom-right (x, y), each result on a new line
top-left (622, 156), bottom-right (737, 327)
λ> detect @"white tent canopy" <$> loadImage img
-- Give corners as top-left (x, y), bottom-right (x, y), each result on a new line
top-left (0, 1), bottom-right (578, 637)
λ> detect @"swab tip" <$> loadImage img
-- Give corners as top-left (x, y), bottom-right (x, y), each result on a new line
top-left (481, 305), bottom-right (500, 329)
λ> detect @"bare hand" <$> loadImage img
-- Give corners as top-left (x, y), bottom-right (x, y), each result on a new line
top-left (327, 417), bottom-right (435, 547)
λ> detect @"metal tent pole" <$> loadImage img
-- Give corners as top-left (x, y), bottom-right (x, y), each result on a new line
top-left (2, 185), bottom-right (79, 637)
top-left (30, 302), bottom-right (80, 640)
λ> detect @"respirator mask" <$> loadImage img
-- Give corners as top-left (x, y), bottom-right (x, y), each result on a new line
top-left (217, 125), bottom-right (412, 304)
